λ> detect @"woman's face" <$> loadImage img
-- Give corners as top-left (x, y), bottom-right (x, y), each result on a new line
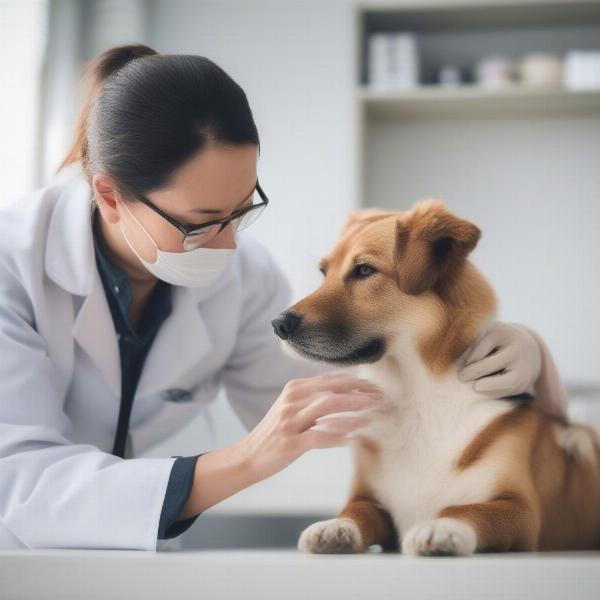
top-left (96, 142), bottom-right (259, 264)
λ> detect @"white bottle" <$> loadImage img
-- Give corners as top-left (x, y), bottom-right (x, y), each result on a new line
top-left (368, 32), bottom-right (419, 90)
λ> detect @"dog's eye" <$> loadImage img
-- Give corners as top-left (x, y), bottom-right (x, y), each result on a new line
top-left (352, 263), bottom-right (376, 279)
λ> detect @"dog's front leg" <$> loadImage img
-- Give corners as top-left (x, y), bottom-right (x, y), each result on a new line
top-left (297, 495), bottom-right (398, 554)
top-left (401, 492), bottom-right (539, 556)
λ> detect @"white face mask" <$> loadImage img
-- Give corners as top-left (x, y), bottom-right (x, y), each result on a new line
top-left (119, 201), bottom-right (236, 288)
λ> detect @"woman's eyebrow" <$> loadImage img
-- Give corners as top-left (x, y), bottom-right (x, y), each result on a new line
top-left (188, 182), bottom-right (257, 215)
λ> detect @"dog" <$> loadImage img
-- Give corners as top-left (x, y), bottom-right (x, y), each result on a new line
top-left (271, 199), bottom-right (600, 555)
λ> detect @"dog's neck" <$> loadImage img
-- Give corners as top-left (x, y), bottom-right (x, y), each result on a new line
top-left (356, 314), bottom-right (497, 404)
top-left (355, 261), bottom-right (498, 405)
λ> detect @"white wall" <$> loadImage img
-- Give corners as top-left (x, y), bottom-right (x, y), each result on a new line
top-left (0, 0), bottom-right (48, 205)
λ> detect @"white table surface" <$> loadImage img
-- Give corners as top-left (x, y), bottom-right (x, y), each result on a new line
top-left (1, 549), bottom-right (599, 600)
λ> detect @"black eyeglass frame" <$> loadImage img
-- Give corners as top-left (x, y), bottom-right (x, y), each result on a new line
top-left (134, 179), bottom-right (269, 243)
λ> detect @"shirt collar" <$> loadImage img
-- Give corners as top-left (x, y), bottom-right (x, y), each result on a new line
top-left (92, 208), bottom-right (173, 341)
top-left (92, 210), bottom-right (132, 307)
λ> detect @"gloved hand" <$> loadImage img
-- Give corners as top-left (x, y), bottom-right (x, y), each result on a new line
top-left (458, 322), bottom-right (542, 398)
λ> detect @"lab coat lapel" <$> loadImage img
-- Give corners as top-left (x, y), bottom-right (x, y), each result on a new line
top-left (71, 271), bottom-right (121, 396)
top-left (45, 168), bottom-right (121, 397)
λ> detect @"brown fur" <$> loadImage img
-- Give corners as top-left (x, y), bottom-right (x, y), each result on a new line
top-left (417, 261), bottom-right (497, 376)
top-left (439, 405), bottom-right (600, 551)
top-left (337, 492), bottom-right (399, 552)
top-left (456, 402), bottom-right (534, 470)
top-left (439, 491), bottom-right (540, 552)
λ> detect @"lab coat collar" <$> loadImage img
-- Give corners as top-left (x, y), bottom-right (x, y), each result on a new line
top-left (45, 168), bottom-right (97, 296)
top-left (45, 166), bottom-right (237, 398)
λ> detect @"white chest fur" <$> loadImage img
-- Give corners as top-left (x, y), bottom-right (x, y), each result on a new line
top-left (350, 334), bottom-right (516, 538)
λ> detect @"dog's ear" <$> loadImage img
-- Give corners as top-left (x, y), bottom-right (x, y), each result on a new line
top-left (395, 200), bottom-right (481, 295)
top-left (338, 208), bottom-right (393, 239)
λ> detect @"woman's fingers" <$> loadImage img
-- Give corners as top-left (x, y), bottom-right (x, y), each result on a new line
top-left (299, 429), bottom-right (357, 451)
top-left (473, 369), bottom-right (520, 396)
top-left (272, 372), bottom-right (385, 454)
top-left (294, 391), bottom-right (384, 432)
top-left (458, 348), bottom-right (512, 382)
top-left (461, 329), bottom-right (501, 367)
top-left (287, 372), bottom-right (383, 398)
top-left (308, 413), bottom-right (371, 434)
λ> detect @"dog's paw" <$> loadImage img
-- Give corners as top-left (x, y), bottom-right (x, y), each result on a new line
top-left (556, 424), bottom-right (599, 464)
top-left (297, 518), bottom-right (365, 554)
top-left (401, 518), bottom-right (477, 556)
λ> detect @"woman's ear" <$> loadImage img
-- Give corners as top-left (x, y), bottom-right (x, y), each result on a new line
top-left (395, 199), bottom-right (481, 295)
top-left (92, 174), bottom-right (121, 224)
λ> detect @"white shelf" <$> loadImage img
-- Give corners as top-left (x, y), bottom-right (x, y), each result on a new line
top-left (358, 0), bottom-right (600, 32)
top-left (358, 85), bottom-right (600, 118)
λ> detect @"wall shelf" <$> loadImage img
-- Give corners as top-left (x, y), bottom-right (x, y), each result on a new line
top-left (358, 85), bottom-right (600, 118)
top-left (356, 0), bottom-right (600, 86)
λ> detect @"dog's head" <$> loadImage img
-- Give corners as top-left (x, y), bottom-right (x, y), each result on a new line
top-left (272, 200), bottom-right (496, 373)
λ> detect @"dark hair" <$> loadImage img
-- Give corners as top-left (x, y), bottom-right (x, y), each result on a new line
top-left (58, 43), bottom-right (260, 199)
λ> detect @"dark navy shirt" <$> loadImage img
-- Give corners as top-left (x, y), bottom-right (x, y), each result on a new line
top-left (92, 210), bottom-right (203, 540)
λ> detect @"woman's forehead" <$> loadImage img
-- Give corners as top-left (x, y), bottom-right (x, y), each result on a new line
top-left (150, 143), bottom-right (258, 215)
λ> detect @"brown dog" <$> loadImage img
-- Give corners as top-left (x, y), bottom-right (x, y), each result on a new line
top-left (272, 200), bottom-right (600, 555)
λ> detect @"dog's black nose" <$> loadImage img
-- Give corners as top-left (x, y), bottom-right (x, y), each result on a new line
top-left (271, 311), bottom-right (302, 339)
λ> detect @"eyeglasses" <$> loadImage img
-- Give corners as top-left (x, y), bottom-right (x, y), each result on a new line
top-left (135, 180), bottom-right (269, 251)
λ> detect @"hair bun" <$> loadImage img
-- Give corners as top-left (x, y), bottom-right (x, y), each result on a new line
top-left (57, 43), bottom-right (159, 172)
top-left (92, 43), bottom-right (159, 82)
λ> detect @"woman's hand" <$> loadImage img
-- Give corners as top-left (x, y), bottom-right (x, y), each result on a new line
top-left (240, 371), bottom-right (386, 482)
top-left (458, 322), bottom-right (542, 398)
top-left (176, 371), bottom-right (385, 520)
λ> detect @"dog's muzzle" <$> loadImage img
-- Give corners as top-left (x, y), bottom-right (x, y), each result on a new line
top-left (271, 310), bottom-right (385, 365)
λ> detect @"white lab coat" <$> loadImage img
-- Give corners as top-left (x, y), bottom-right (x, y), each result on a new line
top-left (0, 163), bottom-right (325, 550)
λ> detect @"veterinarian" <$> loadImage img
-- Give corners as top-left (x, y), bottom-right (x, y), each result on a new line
top-left (0, 45), bottom-right (568, 550)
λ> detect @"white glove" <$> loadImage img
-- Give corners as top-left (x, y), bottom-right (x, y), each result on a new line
top-left (458, 322), bottom-right (542, 398)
